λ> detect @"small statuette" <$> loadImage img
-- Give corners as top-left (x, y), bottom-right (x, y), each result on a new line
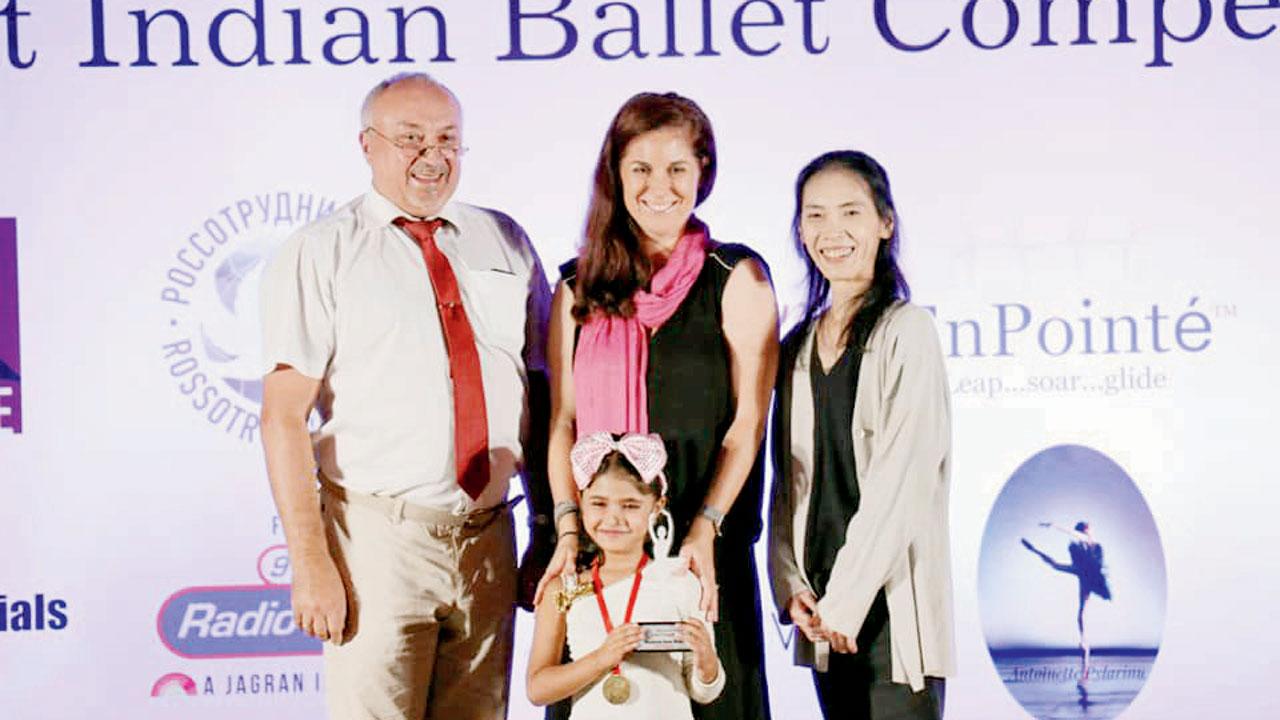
top-left (648, 508), bottom-right (676, 560)
top-left (603, 673), bottom-right (631, 704)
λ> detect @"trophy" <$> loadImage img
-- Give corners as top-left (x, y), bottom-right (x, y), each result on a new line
top-left (636, 507), bottom-right (692, 653)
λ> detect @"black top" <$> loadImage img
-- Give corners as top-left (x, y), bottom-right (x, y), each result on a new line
top-left (561, 243), bottom-right (768, 544)
top-left (773, 317), bottom-right (900, 669)
top-left (805, 341), bottom-right (863, 597)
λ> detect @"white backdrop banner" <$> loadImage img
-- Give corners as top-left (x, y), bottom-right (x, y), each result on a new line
top-left (2, 1), bottom-right (1278, 719)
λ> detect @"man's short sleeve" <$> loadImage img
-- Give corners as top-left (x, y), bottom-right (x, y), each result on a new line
top-left (259, 233), bottom-right (335, 380)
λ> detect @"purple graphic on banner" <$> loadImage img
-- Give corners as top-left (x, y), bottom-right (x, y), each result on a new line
top-left (0, 218), bottom-right (21, 434)
top-left (979, 445), bottom-right (1166, 720)
top-left (158, 192), bottom-right (335, 443)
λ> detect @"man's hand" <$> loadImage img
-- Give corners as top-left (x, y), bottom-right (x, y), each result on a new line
top-left (291, 550), bottom-right (348, 644)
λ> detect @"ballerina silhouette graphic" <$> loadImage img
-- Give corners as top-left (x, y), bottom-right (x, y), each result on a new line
top-left (1022, 521), bottom-right (1111, 693)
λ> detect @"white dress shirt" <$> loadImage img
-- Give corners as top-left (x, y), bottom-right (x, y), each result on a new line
top-left (260, 190), bottom-right (550, 512)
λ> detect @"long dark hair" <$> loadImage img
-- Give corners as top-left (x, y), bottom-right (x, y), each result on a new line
top-left (792, 150), bottom-right (910, 351)
top-left (573, 92), bottom-right (717, 322)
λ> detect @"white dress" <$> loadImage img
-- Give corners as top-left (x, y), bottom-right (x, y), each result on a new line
top-left (565, 560), bottom-right (725, 720)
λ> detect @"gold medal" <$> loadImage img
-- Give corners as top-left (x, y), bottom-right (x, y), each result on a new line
top-left (603, 673), bottom-right (631, 704)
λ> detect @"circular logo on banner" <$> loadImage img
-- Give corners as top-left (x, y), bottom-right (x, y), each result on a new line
top-left (159, 192), bottom-right (336, 444)
top-left (978, 444), bottom-right (1166, 720)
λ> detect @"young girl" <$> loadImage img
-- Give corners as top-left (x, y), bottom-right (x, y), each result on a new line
top-left (527, 432), bottom-right (725, 718)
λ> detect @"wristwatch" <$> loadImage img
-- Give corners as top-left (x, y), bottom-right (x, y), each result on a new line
top-left (698, 504), bottom-right (725, 536)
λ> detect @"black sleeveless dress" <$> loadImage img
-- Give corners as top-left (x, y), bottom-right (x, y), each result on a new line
top-left (561, 242), bottom-right (772, 720)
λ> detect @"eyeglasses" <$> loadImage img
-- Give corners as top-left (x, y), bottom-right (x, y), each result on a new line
top-left (364, 126), bottom-right (468, 158)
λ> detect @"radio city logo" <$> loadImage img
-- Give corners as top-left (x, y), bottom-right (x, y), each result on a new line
top-left (157, 583), bottom-right (321, 658)
top-left (1, 218), bottom-right (22, 434)
top-left (152, 542), bottom-right (321, 699)
top-left (1, 592), bottom-right (69, 632)
top-left (158, 192), bottom-right (335, 444)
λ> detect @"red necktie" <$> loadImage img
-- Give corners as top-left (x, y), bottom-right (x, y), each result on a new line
top-left (394, 217), bottom-right (491, 501)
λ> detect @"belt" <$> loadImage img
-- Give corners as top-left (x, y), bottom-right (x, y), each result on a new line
top-left (320, 477), bottom-right (521, 530)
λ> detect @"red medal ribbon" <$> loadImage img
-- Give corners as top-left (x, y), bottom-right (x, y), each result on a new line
top-left (592, 554), bottom-right (649, 676)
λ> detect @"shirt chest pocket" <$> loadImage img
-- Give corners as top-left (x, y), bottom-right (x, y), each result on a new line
top-left (464, 269), bottom-right (528, 353)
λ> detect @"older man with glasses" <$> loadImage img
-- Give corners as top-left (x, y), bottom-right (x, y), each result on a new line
top-left (259, 72), bottom-right (553, 720)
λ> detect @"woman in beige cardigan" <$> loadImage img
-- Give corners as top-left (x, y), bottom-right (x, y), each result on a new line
top-left (768, 150), bottom-right (955, 719)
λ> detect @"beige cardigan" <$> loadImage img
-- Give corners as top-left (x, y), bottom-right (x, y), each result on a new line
top-left (767, 302), bottom-right (956, 691)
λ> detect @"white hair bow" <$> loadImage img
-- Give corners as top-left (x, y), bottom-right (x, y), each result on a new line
top-left (569, 432), bottom-right (668, 495)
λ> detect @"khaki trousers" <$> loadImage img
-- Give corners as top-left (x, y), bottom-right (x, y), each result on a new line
top-left (321, 484), bottom-right (516, 720)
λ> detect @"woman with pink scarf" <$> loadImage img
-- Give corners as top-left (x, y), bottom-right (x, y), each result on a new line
top-left (534, 92), bottom-right (779, 720)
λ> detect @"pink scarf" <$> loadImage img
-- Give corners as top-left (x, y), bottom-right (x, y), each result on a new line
top-left (574, 220), bottom-right (709, 437)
